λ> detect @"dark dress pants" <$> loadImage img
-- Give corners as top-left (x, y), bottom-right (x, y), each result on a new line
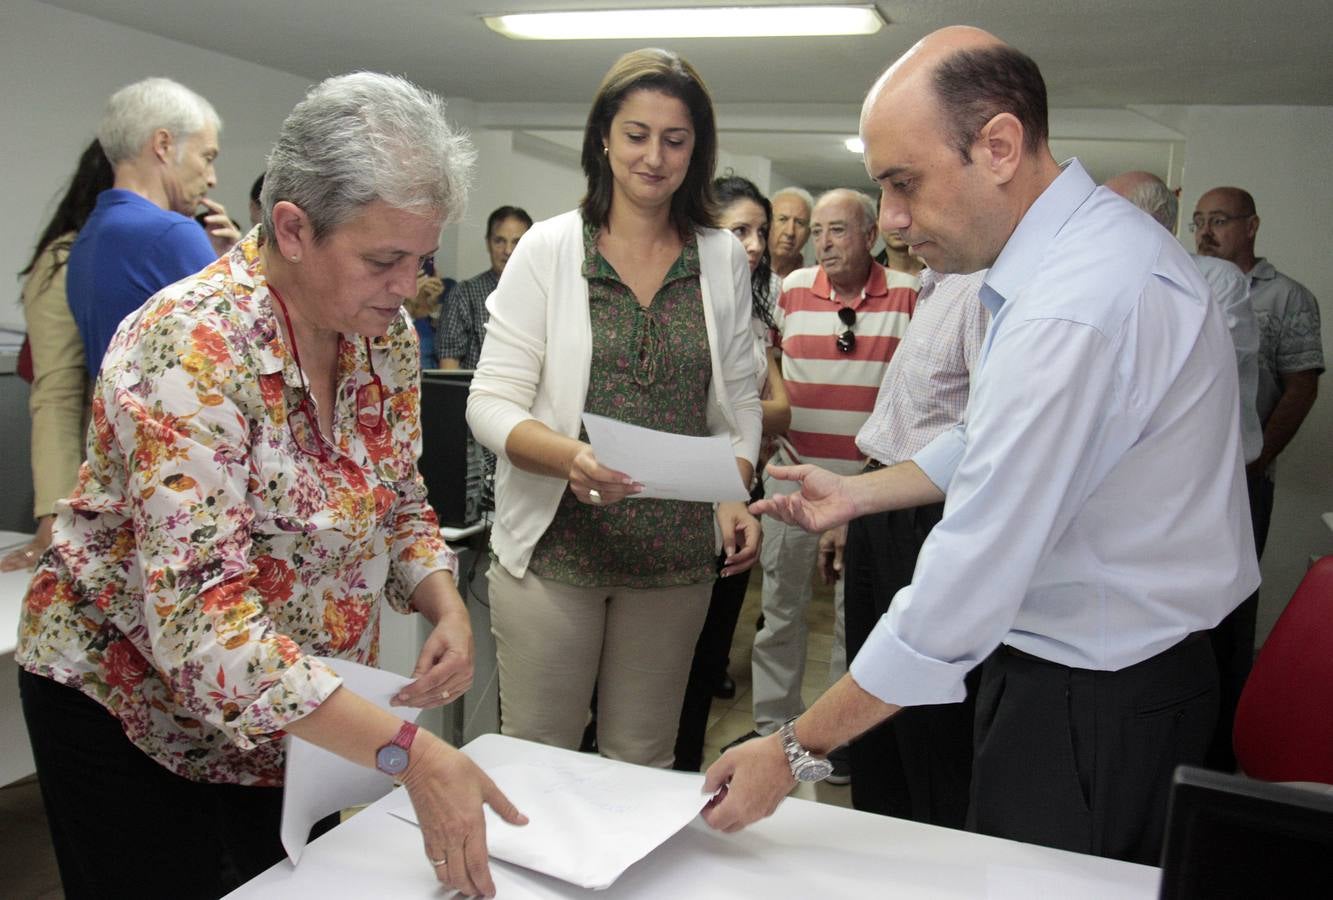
top-left (843, 502), bottom-right (977, 827)
top-left (1205, 470), bottom-right (1271, 771)
top-left (967, 634), bottom-right (1217, 866)
top-left (20, 669), bottom-right (337, 900)
top-left (673, 560), bottom-right (751, 771)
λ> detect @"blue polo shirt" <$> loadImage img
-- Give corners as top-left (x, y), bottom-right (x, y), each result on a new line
top-left (67, 189), bottom-right (216, 377)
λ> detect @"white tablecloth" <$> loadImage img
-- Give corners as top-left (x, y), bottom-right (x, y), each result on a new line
top-left (228, 733), bottom-right (1160, 899)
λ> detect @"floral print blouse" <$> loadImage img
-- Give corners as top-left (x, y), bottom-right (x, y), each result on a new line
top-left (525, 223), bottom-right (715, 588)
top-left (17, 229), bottom-right (456, 786)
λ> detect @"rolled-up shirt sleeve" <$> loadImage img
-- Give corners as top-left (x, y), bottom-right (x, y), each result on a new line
top-left (851, 316), bottom-right (1122, 707)
top-left (910, 423), bottom-right (967, 494)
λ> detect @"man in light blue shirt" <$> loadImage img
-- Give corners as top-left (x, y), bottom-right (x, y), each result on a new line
top-left (702, 27), bottom-right (1258, 866)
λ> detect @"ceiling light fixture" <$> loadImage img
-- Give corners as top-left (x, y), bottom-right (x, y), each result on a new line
top-left (844, 136), bottom-right (865, 154)
top-left (483, 6), bottom-right (885, 40)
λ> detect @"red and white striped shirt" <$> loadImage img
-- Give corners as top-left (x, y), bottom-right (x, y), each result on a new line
top-left (774, 263), bottom-right (918, 473)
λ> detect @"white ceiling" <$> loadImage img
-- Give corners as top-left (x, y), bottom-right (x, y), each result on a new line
top-left (40, 0), bottom-right (1333, 189)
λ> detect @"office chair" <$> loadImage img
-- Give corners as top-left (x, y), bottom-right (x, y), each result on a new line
top-left (1232, 555), bottom-right (1333, 784)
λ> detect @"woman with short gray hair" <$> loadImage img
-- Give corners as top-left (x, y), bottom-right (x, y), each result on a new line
top-left (19, 72), bottom-right (521, 899)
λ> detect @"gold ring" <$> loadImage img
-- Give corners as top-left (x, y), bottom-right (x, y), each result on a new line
top-left (440, 688), bottom-right (450, 700)
top-left (429, 855), bottom-right (448, 867)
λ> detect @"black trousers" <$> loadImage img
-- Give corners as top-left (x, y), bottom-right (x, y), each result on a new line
top-left (20, 669), bottom-right (336, 900)
top-left (673, 558), bottom-right (752, 771)
top-left (843, 502), bottom-right (977, 827)
top-left (967, 633), bottom-right (1217, 866)
top-left (1206, 471), bottom-right (1272, 771)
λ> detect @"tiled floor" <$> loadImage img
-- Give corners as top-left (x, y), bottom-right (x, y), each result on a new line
top-left (0, 569), bottom-right (846, 898)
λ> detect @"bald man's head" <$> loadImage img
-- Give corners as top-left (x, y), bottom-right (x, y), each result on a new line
top-left (1194, 186), bottom-right (1258, 266)
top-left (862, 27), bottom-right (1048, 164)
top-left (859, 27), bottom-right (1059, 275)
top-left (1106, 171), bottom-right (1178, 232)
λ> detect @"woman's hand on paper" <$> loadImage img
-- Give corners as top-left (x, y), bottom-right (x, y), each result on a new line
top-left (716, 501), bottom-right (760, 578)
top-left (402, 735), bottom-right (528, 897)
top-left (568, 444), bottom-right (642, 506)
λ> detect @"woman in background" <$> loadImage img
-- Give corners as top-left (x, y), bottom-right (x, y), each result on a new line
top-left (1, 140), bottom-right (113, 572)
top-left (468, 48), bottom-right (762, 768)
top-left (674, 174), bottom-right (791, 771)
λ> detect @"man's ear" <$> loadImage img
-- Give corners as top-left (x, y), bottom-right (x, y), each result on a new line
top-left (1245, 214), bottom-right (1260, 242)
top-left (975, 113), bottom-right (1024, 185)
top-left (151, 128), bottom-right (174, 164)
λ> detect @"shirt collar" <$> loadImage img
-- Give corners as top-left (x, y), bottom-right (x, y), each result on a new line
top-left (814, 260), bottom-right (890, 307)
top-left (1249, 258), bottom-right (1277, 282)
top-left (981, 159), bottom-right (1096, 315)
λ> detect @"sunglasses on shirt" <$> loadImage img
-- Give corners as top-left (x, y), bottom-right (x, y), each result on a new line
top-left (836, 305), bottom-right (856, 354)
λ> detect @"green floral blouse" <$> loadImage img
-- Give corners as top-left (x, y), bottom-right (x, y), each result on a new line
top-left (526, 223), bottom-right (715, 588)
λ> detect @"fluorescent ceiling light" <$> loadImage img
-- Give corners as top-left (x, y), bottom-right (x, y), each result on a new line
top-left (484, 6), bottom-right (885, 40)
top-left (844, 136), bottom-right (865, 154)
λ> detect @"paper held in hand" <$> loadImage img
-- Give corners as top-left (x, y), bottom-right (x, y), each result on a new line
top-left (581, 412), bottom-right (749, 503)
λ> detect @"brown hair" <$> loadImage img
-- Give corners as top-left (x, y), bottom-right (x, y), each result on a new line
top-left (931, 45), bottom-right (1049, 164)
top-left (579, 48), bottom-right (717, 236)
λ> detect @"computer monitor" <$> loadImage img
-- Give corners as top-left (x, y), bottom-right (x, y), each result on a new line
top-left (1158, 765), bottom-right (1333, 899)
top-left (418, 369), bottom-right (483, 528)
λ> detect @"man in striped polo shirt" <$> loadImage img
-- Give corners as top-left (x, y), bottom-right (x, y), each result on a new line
top-left (732, 188), bottom-right (918, 771)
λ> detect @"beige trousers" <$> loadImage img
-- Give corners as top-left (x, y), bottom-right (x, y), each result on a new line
top-left (488, 565), bottom-right (713, 768)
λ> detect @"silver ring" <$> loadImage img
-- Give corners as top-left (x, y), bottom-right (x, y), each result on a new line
top-left (429, 855), bottom-right (448, 867)
top-left (588, 489), bottom-right (602, 505)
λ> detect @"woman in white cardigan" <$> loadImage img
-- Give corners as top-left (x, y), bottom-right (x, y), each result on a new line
top-left (467, 49), bottom-right (762, 767)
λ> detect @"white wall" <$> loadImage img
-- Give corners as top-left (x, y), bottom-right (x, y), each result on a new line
top-left (0, 0), bottom-right (314, 330)
top-left (1138, 103), bottom-right (1333, 640)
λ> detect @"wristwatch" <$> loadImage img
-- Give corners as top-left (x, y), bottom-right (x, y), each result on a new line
top-left (375, 721), bottom-right (419, 777)
top-left (779, 716), bottom-right (834, 783)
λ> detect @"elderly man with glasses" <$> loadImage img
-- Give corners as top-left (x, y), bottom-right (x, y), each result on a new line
top-left (1193, 187), bottom-right (1323, 524)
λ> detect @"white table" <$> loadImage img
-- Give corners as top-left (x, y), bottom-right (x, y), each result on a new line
top-left (229, 733), bottom-right (1159, 899)
top-left (0, 531), bottom-right (36, 785)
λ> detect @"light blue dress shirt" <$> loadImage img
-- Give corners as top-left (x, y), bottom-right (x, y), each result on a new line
top-left (850, 160), bottom-right (1260, 708)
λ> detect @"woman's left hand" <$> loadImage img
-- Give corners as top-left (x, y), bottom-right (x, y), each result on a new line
top-left (396, 571), bottom-right (476, 707)
top-left (716, 501), bottom-right (761, 578)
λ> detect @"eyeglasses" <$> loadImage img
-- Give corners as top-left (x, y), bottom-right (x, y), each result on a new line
top-left (836, 305), bottom-right (856, 354)
top-left (1189, 213), bottom-right (1252, 233)
top-left (269, 285), bottom-right (385, 461)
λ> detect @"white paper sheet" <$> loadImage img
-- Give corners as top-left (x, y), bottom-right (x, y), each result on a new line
top-left (582, 413), bottom-right (748, 503)
top-left (280, 658), bottom-right (420, 864)
top-left (386, 746), bottom-right (710, 890)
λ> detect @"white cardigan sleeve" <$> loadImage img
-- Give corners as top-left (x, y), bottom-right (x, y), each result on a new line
top-left (706, 230), bottom-right (763, 466)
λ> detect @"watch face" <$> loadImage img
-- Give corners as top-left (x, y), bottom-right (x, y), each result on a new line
top-left (793, 756), bottom-right (834, 783)
top-left (376, 743), bottom-right (409, 776)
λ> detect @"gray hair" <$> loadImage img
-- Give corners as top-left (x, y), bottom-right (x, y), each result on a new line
top-left (816, 188), bottom-right (878, 233)
top-left (262, 72), bottom-right (475, 239)
top-left (97, 77), bottom-right (221, 165)
top-left (1122, 176), bottom-right (1179, 231)
top-left (771, 185), bottom-right (814, 213)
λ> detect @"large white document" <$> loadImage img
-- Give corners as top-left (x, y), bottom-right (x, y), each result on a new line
top-left (386, 735), bottom-right (710, 890)
top-left (581, 413), bottom-right (748, 503)
top-left (280, 658), bottom-right (420, 864)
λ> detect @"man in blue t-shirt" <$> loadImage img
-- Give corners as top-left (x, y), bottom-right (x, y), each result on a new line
top-left (68, 77), bottom-right (240, 377)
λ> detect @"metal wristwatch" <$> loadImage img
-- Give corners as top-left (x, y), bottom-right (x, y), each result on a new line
top-left (779, 716), bottom-right (834, 783)
top-left (375, 721), bottom-right (419, 777)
